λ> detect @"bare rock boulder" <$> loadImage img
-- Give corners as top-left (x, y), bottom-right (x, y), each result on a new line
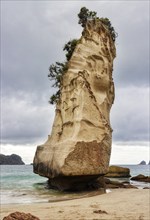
top-left (33, 20), bottom-right (116, 190)
top-left (105, 166), bottom-right (131, 178)
top-left (3, 212), bottom-right (40, 220)
top-left (131, 174), bottom-right (150, 183)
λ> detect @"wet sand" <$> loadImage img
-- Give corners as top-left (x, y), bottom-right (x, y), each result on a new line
top-left (1, 189), bottom-right (149, 220)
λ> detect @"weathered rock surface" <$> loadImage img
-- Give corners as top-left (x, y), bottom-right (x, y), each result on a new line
top-left (131, 174), bottom-right (150, 183)
top-left (3, 212), bottom-right (40, 220)
top-left (104, 178), bottom-right (137, 189)
top-left (33, 20), bottom-right (116, 190)
top-left (105, 165), bottom-right (131, 178)
top-left (0, 154), bottom-right (25, 165)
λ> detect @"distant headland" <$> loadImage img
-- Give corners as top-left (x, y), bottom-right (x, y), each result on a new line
top-left (0, 154), bottom-right (25, 165)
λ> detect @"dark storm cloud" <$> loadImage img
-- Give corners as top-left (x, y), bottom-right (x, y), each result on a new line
top-left (1, 1), bottom-right (149, 145)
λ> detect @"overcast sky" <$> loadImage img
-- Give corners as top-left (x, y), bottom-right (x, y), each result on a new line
top-left (1, 0), bottom-right (149, 164)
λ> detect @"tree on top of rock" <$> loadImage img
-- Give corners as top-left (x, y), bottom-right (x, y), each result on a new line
top-left (78, 7), bottom-right (117, 41)
top-left (78, 7), bottom-right (97, 27)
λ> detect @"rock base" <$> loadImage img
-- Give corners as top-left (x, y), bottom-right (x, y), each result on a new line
top-left (47, 175), bottom-right (105, 191)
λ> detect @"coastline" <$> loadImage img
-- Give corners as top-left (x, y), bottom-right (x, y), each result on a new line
top-left (1, 189), bottom-right (149, 220)
top-left (1, 165), bottom-right (149, 205)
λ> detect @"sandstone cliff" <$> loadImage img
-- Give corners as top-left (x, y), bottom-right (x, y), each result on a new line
top-left (33, 20), bottom-right (116, 190)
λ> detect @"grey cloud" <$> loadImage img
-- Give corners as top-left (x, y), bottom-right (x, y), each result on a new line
top-left (1, 94), bottom-right (55, 145)
top-left (111, 87), bottom-right (149, 142)
top-left (2, 1), bottom-right (149, 98)
top-left (1, 1), bottom-right (75, 96)
top-left (114, 18), bottom-right (149, 87)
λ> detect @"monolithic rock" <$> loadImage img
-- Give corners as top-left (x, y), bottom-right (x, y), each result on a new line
top-left (33, 20), bottom-right (116, 190)
top-left (105, 165), bottom-right (131, 178)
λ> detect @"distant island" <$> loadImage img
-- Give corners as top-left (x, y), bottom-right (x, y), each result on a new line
top-left (0, 154), bottom-right (25, 165)
top-left (138, 160), bottom-right (146, 165)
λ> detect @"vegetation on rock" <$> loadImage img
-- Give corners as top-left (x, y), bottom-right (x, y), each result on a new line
top-left (100, 17), bottom-right (117, 41)
top-left (48, 38), bottom-right (79, 104)
top-left (48, 62), bottom-right (68, 104)
top-left (48, 7), bottom-right (117, 104)
top-left (78, 7), bottom-right (117, 41)
top-left (78, 7), bottom-right (97, 27)
top-left (63, 39), bottom-right (79, 61)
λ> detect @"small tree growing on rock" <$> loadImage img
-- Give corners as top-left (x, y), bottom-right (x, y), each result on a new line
top-left (48, 39), bottom-right (78, 104)
top-left (78, 7), bottom-right (97, 27)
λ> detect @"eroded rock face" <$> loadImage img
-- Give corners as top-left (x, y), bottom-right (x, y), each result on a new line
top-left (33, 20), bottom-right (116, 190)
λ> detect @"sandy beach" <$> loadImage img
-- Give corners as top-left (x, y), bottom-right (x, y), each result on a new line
top-left (1, 189), bottom-right (149, 220)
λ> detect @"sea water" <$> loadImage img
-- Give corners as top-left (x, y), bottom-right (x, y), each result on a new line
top-left (0, 165), bottom-right (149, 204)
